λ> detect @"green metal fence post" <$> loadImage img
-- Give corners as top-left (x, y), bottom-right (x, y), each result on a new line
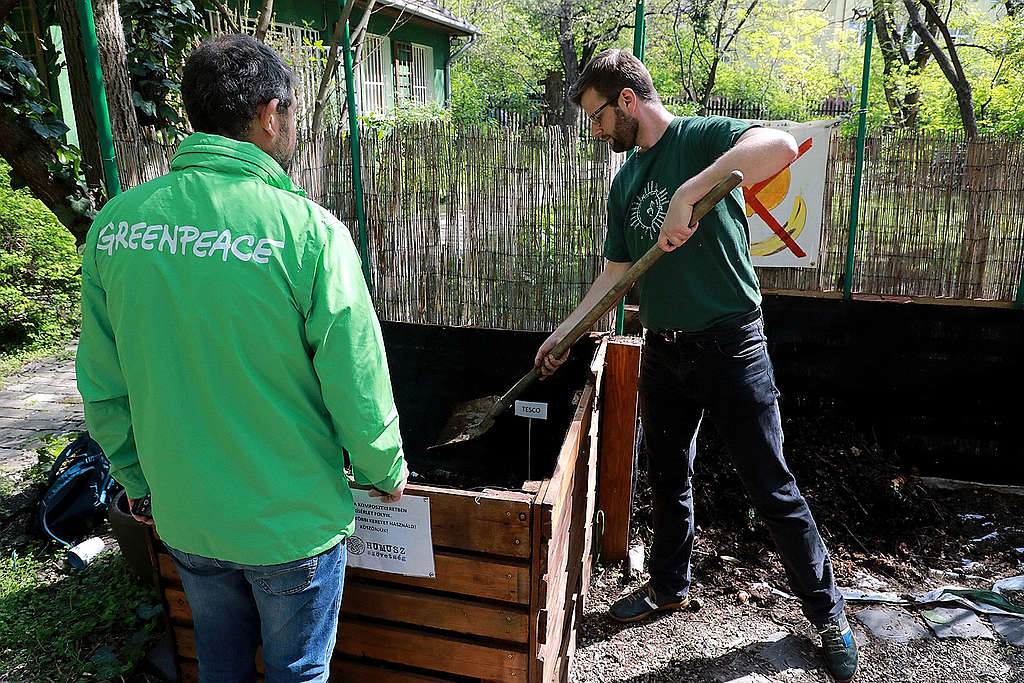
top-left (844, 18), bottom-right (873, 300)
top-left (76, 0), bottom-right (120, 197)
top-left (615, 0), bottom-right (646, 333)
top-left (342, 20), bottom-right (371, 294)
top-left (1015, 270), bottom-right (1024, 309)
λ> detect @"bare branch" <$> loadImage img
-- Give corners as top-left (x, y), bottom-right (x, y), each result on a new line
top-left (310, 0), bottom-right (361, 136)
top-left (255, 0), bottom-right (274, 42)
top-left (208, 0), bottom-right (240, 33)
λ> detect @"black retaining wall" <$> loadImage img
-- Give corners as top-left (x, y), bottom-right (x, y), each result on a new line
top-left (761, 295), bottom-right (1024, 485)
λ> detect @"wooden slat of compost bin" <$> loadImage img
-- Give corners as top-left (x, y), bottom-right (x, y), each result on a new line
top-left (597, 337), bottom-right (641, 562)
top-left (402, 484), bottom-right (533, 558)
top-left (330, 657), bottom-right (463, 681)
top-left (167, 578), bottom-right (529, 643)
top-left (336, 620), bottom-right (529, 681)
top-left (176, 618), bottom-right (529, 681)
top-left (537, 441), bottom-right (592, 683)
top-left (161, 546), bottom-right (531, 605)
top-left (341, 580), bottom-right (530, 643)
top-left (349, 549), bottom-right (531, 604)
top-left (528, 344), bottom-right (603, 683)
top-left (185, 658), bottom-right (458, 683)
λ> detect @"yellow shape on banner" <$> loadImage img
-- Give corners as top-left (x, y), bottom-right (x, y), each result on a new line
top-left (750, 195), bottom-right (807, 257)
top-left (746, 167), bottom-right (791, 217)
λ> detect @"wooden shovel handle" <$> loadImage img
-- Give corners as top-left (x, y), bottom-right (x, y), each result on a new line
top-left (492, 169), bottom-right (745, 416)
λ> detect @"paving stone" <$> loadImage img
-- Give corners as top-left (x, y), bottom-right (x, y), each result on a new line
top-left (25, 393), bottom-right (63, 404)
top-left (921, 607), bottom-right (994, 640)
top-left (854, 607), bottom-right (932, 643)
top-left (990, 616), bottom-right (1024, 646)
top-left (0, 406), bottom-right (47, 418)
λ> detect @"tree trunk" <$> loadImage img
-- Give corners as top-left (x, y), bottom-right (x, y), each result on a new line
top-left (557, 5), bottom-right (579, 127)
top-left (54, 0), bottom-right (102, 187)
top-left (0, 110), bottom-right (97, 243)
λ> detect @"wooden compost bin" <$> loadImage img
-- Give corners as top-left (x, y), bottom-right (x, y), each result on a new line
top-left (146, 322), bottom-right (636, 682)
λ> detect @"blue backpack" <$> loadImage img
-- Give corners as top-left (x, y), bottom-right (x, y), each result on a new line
top-left (38, 433), bottom-right (121, 547)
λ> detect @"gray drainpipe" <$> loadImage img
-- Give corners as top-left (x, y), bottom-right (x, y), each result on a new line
top-left (444, 34), bottom-right (477, 106)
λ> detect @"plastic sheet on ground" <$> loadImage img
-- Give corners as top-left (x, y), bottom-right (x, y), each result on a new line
top-left (840, 575), bottom-right (1024, 618)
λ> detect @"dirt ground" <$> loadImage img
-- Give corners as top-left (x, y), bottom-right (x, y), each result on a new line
top-left (569, 409), bottom-right (1024, 682)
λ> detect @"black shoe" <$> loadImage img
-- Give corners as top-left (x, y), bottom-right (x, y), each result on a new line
top-left (609, 582), bottom-right (688, 623)
top-left (817, 612), bottom-right (859, 682)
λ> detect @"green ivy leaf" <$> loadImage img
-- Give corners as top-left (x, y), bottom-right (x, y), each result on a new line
top-left (0, 47), bottom-right (36, 78)
top-left (132, 92), bottom-right (157, 118)
top-left (28, 117), bottom-right (69, 139)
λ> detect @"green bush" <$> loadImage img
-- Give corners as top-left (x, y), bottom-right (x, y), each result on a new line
top-left (0, 160), bottom-right (81, 357)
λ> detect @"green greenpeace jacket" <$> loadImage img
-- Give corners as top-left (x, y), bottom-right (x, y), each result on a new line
top-left (77, 133), bottom-right (405, 565)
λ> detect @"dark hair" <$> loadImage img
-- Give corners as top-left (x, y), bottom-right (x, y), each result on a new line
top-left (181, 34), bottom-right (296, 139)
top-left (568, 49), bottom-right (659, 106)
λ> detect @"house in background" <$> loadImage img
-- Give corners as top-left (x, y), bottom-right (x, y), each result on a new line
top-left (211, 0), bottom-right (480, 124)
top-left (7, 0), bottom-right (479, 142)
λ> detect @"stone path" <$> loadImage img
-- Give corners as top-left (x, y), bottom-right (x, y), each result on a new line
top-left (0, 343), bottom-right (85, 475)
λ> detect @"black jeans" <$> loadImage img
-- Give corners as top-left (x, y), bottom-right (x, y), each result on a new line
top-left (639, 307), bottom-right (844, 626)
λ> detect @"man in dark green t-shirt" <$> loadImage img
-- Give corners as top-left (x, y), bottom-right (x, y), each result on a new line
top-left (535, 50), bottom-right (858, 682)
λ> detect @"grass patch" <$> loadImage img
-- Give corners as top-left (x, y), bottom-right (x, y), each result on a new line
top-left (0, 159), bottom-right (81, 382)
top-left (0, 544), bottom-right (164, 681)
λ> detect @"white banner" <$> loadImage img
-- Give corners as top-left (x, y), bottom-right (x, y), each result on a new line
top-left (743, 119), bottom-right (837, 269)
top-left (345, 488), bottom-right (435, 578)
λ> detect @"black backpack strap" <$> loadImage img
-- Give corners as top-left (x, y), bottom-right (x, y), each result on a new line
top-left (47, 432), bottom-right (94, 485)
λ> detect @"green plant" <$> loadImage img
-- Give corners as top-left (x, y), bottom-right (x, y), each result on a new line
top-left (0, 545), bottom-right (164, 681)
top-left (120, 0), bottom-right (210, 133)
top-left (0, 25), bottom-right (89, 202)
top-left (0, 159), bottom-right (82, 359)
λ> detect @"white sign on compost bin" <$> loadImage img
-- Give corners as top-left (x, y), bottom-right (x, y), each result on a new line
top-left (345, 489), bottom-right (435, 577)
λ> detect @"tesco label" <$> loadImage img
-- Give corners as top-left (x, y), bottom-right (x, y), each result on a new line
top-left (514, 400), bottom-right (548, 420)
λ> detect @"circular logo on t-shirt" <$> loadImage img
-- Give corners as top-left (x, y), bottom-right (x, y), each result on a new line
top-left (346, 535), bottom-right (366, 555)
top-left (630, 181), bottom-right (670, 239)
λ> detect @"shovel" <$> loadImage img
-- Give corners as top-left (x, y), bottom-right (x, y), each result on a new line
top-left (429, 169), bottom-right (744, 451)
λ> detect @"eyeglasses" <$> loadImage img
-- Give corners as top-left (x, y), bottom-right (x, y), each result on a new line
top-left (586, 92), bottom-right (622, 125)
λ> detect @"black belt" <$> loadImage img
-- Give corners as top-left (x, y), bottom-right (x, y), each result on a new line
top-left (652, 307), bottom-right (762, 344)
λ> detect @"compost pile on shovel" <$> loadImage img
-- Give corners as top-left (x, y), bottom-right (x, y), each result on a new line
top-left (629, 406), bottom-right (1024, 598)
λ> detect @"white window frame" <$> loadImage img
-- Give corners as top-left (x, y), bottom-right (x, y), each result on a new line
top-left (359, 34), bottom-right (389, 114)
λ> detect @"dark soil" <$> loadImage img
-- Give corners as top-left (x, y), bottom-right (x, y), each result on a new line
top-left (628, 407), bottom-right (1024, 596)
top-left (570, 407), bottom-right (1024, 682)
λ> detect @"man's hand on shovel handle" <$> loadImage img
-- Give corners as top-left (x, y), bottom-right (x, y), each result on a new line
top-left (535, 334), bottom-right (569, 377)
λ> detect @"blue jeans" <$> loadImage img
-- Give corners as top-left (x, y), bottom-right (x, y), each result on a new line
top-left (640, 308), bottom-right (844, 626)
top-left (166, 543), bottom-right (346, 683)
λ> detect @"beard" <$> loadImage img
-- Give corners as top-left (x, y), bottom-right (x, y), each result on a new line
top-left (271, 126), bottom-right (297, 172)
top-left (608, 108), bottom-right (639, 153)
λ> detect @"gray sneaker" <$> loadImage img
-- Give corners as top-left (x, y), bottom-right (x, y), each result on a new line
top-left (609, 582), bottom-right (689, 623)
top-left (817, 612), bottom-right (859, 682)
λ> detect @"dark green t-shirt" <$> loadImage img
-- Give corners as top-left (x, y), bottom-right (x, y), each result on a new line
top-left (604, 116), bottom-right (761, 332)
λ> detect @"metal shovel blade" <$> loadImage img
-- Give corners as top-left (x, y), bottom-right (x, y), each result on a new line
top-left (429, 395), bottom-right (502, 450)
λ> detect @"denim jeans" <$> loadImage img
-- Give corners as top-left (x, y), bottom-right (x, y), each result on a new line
top-left (166, 542), bottom-right (346, 683)
top-left (639, 307), bottom-right (844, 626)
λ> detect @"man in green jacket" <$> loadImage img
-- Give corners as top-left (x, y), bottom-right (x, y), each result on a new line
top-left (76, 35), bottom-right (406, 682)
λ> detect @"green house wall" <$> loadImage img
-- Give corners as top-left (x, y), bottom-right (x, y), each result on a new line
top-left (232, 0), bottom-right (453, 107)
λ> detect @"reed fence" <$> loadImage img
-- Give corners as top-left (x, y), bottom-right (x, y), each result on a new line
top-left (114, 124), bottom-right (1024, 331)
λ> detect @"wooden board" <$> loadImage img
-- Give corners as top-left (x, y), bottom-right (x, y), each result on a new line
top-left (341, 580), bottom-right (530, 643)
top-left (401, 484), bottom-right (533, 559)
top-left (597, 337), bottom-right (641, 561)
top-left (161, 545), bottom-right (530, 606)
top-left (336, 620), bottom-right (528, 682)
top-left (348, 549), bottom-right (531, 604)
